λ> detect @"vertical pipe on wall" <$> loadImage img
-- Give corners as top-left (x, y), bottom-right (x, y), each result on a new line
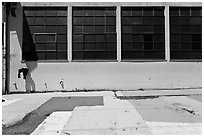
top-left (68, 6), bottom-right (72, 62)
top-left (165, 6), bottom-right (170, 62)
top-left (116, 6), bottom-right (121, 62)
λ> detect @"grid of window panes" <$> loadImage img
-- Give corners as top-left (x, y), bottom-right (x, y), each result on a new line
top-left (121, 7), bottom-right (165, 60)
top-left (170, 7), bottom-right (202, 60)
top-left (72, 7), bottom-right (117, 60)
top-left (23, 7), bottom-right (67, 60)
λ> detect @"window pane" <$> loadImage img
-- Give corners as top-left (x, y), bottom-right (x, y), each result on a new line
top-left (73, 35), bottom-right (83, 42)
top-left (84, 35), bottom-right (94, 42)
top-left (122, 26), bottom-right (132, 34)
top-left (57, 10), bottom-right (67, 16)
top-left (84, 26), bottom-right (95, 34)
top-left (84, 17), bottom-right (94, 25)
top-left (57, 43), bottom-right (67, 50)
top-left (132, 17), bottom-right (143, 25)
top-left (95, 17), bottom-right (105, 25)
top-left (36, 43), bottom-right (46, 50)
top-left (58, 17), bottom-right (67, 25)
top-left (45, 26), bottom-right (56, 33)
top-left (95, 26), bottom-right (105, 34)
top-left (46, 17), bottom-right (57, 25)
top-left (106, 17), bottom-right (116, 25)
top-left (57, 26), bottom-right (67, 34)
top-left (106, 26), bottom-right (116, 33)
top-left (35, 17), bottom-right (45, 25)
top-left (73, 17), bottom-right (83, 25)
top-left (46, 43), bottom-right (56, 50)
top-left (73, 42), bottom-right (83, 51)
top-left (143, 9), bottom-right (153, 16)
top-left (73, 51), bottom-right (84, 59)
top-left (35, 26), bottom-right (45, 33)
top-left (73, 26), bottom-right (83, 34)
top-left (133, 35), bottom-right (143, 42)
top-left (46, 52), bottom-right (56, 60)
top-left (95, 35), bottom-right (105, 42)
top-left (106, 34), bottom-right (116, 42)
top-left (46, 10), bottom-right (56, 16)
top-left (95, 42), bottom-right (106, 50)
top-left (57, 51), bottom-right (67, 60)
top-left (57, 34), bottom-right (67, 42)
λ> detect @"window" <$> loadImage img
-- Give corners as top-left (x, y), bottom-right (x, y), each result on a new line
top-left (23, 7), bottom-right (67, 61)
top-left (170, 7), bottom-right (202, 60)
top-left (72, 7), bottom-right (117, 60)
top-left (121, 7), bottom-right (165, 60)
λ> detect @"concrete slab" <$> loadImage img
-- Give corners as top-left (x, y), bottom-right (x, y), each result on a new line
top-left (2, 92), bottom-right (103, 127)
top-left (146, 122), bottom-right (202, 135)
top-left (31, 111), bottom-right (72, 135)
top-left (2, 98), bottom-right (22, 107)
top-left (62, 91), bottom-right (151, 135)
top-left (116, 89), bottom-right (202, 99)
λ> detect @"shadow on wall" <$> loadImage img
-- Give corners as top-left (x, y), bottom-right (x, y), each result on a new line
top-left (10, 2), bottom-right (39, 92)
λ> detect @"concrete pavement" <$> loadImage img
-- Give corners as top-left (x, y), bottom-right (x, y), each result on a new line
top-left (2, 90), bottom-right (202, 135)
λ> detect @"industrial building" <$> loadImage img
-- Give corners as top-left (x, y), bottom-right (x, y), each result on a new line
top-left (2, 2), bottom-right (202, 94)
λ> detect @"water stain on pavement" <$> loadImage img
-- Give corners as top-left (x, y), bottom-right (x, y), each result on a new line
top-left (2, 96), bottom-right (103, 135)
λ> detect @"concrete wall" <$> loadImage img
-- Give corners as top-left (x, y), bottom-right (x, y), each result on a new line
top-left (8, 2), bottom-right (202, 92)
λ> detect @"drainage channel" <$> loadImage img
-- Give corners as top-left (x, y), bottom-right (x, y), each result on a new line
top-left (2, 96), bottom-right (103, 135)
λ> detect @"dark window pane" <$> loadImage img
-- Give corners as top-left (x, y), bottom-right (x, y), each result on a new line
top-left (181, 35), bottom-right (191, 42)
top-left (57, 10), bottom-right (67, 16)
top-left (73, 9), bottom-right (84, 16)
top-left (133, 35), bottom-right (143, 42)
top-left (132, 9), bottom-right (142, 16)
top-left (144, 42), bottom-right (153, 50)
top-left (179, 17), bottom-right (190, 25)
top-left (95, 8), bottom-right (105, 16)
top-left (106, 17), bottom-right (116, 25)
top-left (192, 42), bottom-right (201, 50)
top-left (132, 43), bottom-right (143, 50)
top-left (35, 26), bottom-right (45, 33)
top-left (190, 26), bottom-right (201, 33)
top-left (154, 26), bottom-right (164, 33)
top-left (122, 26), bottom-right (132, 34)
top-left (95, 35), bottom-right (105, 42)
top-left (57, 34), bottom-right (67, 41)
top-left (171, 42), bottom-right (180, 51)
top-left (143, 9), bottom-right (153, 16)
top-left (144, 34), bottom-right (153, 41)
top-left (35, 17), bottom-right (45, 25)
top-left (36, 43), bottom-right (46, 50)
top-left (181, 42), bottom-right (191, 50)
top-left (180, 26), bottom-right (190, 34)
top-left (35, 10), bottom-right (45, 16)
top-left (180, 8), bottom-right (190, 16)
top-left (84, 43), bottom-right (95, 50)
top-left (95, 42), bottom-right (106, 50)
top-left (84, 35), bottom-right (94, 42)
top-left (57, 51), bottom-right (67, 60)
top-left (106, 26), bottom-right (116, 33)
top-left (170, 9), bottom-right (179, 16)
top-left (190, 17), bottom-right (202, 25)
top-left (58, 17), bottom-right (67, 25)
top-left (192, 34), bottom-right (201, 42)
top-left (26, 17), bottom-right (34, 25)
top-left (37, 52), bottom-right (45, 60)
top-left (154, 9), bottom-right (164, 16)
top-left (95, 17), bottom-right (105, 25)
top-left (46, 43), bottom-right (56, 50)
top-left (57, 26), bottom-right (67, 34)
top-left (35, 34), bottom-right (44, 42)
top-left (154, 17), bottom-right (164, 25)
top-left (45, 26), bottom-right (56, 33)
top-left (57, 43), bottom-right (67, 50)
top-left (46, 17), bottom-right (57, 25)
top-left (84, 17), bottom-right (94, 25)
top-left (170, 17), bottom-right (179, 25)
top-left (154, 42), bottom-right (164, 50)
top-left (73, 51), bottom-right (84, 60)
top-left (73, 42), bottom-right (83, 51)
top-left (122, 9), bottom-right (131, 16)
top-left (122, 42), bottom-right (132, 51)
top-left (122, 17), bottom-right (132, 25)
top-left (73, 17), bottom-right (83, 25)
top-left (44, 34), bottom-right (56, 42)
top-left (24, 10), bottom-right (34, 16)
top-left (171, 25), bottom-right (180, 33)
top-left (154, 34), bottom-right (164, 42)
top-left (132, 17), bottom-right (143, 25)
top-left (73, 26), bottom-right (83, 34)
top-left (191, 8), bottom-right (201, 16)
top-left (105, 9), bottom-right (116, 16)
top-left (106, 34), bottom-right (116, 42)
top-left (143, 17), bottom-right (154, 25)
top-left (106, 43), bottom-right (117, 50)
top-left (46, 10), bottom-right (56, 16)
top-left (95, 26), bottom-right (105, 34)
top-left (84, 26), bottom-right (95, 34)
top-left (122, 34), bottom-right (132, 42)
top-left (46, 52), bottom-right (56, 60)
top-left (73, 35), bottom-right (83, 42)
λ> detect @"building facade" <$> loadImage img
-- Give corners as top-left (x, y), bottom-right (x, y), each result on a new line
top-left (2, 2), bottom-right (202, 93)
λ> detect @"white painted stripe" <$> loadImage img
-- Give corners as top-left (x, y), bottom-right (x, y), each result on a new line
top-left (31, 111), bottom-right (72, 135)
top-left (2, 98), bottom-right (22, 107)
top-left (146, 122), bottom-right (202, 135)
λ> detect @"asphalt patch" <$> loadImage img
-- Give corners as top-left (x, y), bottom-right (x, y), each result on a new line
top-left (2, 96), bottom-right (103, 135)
